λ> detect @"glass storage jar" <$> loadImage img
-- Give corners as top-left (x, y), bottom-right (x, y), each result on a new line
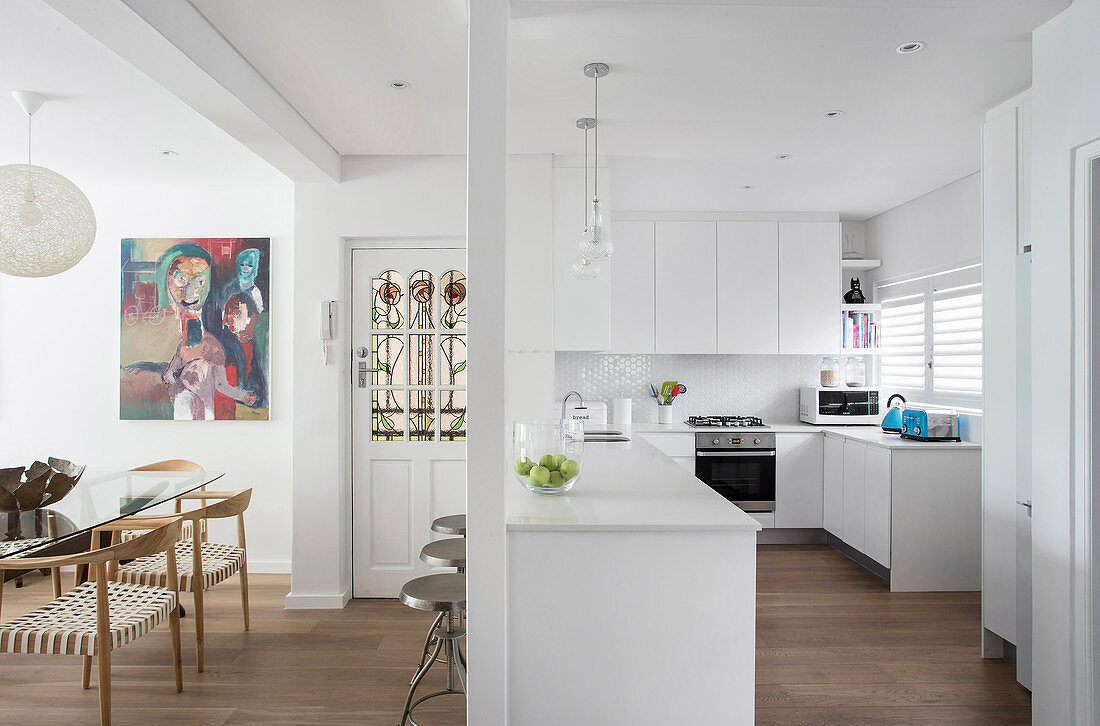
top-left (845, 357), bottom-right (866, 387)
top-left (819, 357), bottom-right (840, 388)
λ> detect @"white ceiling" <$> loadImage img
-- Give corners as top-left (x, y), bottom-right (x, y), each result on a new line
top-left (190, 0), bottom-right (1066, 218)
top-left (0, 0), bottom-right (286, 188)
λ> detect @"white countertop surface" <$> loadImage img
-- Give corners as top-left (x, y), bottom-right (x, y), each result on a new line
top-left (505, 434), bottom-right (762, 533)
top-left (627, 422), bottom-right (981, 450)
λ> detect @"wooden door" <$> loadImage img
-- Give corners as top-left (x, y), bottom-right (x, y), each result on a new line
top-left (655, 221), bottom-right (717, 353)
top-left (717, 221), bottom-right (779, 353)
top-left (351, 248), bottom-right (467, 597)
top-left (778, 221), bottom-right (840, 354)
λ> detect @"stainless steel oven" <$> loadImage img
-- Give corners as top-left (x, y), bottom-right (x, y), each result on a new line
top-left (694, 432), bottom-right (776, 512)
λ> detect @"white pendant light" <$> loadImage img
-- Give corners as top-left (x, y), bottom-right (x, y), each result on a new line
top-left (0, 91), bottom-right (96, 278)
top-left (571, 116), bottom-right (600, 280)
top-left (578, 62), bottom-right (613, 263)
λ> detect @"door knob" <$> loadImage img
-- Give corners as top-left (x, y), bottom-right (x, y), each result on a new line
top-left (356, 346), bottom-right (369, 359)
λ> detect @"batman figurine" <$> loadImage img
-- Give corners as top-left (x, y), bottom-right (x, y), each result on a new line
top-left (843, 277), bottom-right (866, 304)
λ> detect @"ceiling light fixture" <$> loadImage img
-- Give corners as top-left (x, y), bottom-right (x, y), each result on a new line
top-left (775, 153), bottom-right (793, 161)
top-left (896, 41), bottom-right (925, 54)
top-left (823, 110), bottom-right (845, 118)
top-left (577, 62), bottom-right (613, 265)
top-left (571, 117), bottom-right (599, 280)
top-left (0, 91), bottom-right (96, 278)
top-left (389, 80), bottom-right (410, 90)
top-left (739, 185), bottom-right (754, 190)
top-left (158, 149), bottom-right (178, 157)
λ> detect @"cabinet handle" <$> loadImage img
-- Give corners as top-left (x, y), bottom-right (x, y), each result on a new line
top-left (1016, 499), bottom-right (1032, 517)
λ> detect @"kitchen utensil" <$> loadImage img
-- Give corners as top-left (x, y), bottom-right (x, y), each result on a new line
top-left (900, 406), bottom-right (961, 442)
top-left (660, 380), bottom-right (678, 405)
top-left (880, 394), bottom-right (906, 434)
top-left (669, 384), bottom-right (687, 401)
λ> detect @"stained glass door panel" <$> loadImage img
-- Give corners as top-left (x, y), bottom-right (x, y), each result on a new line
top-left (354, 248), bottom-right (467, 598)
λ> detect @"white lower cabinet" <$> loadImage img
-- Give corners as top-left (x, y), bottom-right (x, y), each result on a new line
top-left (823, 434), bottom-right (844, 536)
top-left (774, 433), bottom-right (823, 528)
top-left (863, 446), bottom-right (892, 568)
top-left (671, 456), bottom-right (695, 473)
top-left (841, 440), bottom-right (866, 552)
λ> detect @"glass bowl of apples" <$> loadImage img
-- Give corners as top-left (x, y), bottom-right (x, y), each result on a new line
top-left (513, 419), bottom-right (584, 495)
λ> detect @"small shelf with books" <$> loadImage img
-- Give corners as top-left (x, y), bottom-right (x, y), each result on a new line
top-left (840, 307), bottom-right (881, 353)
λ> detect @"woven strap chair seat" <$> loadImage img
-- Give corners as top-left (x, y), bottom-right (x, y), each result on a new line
top-left (122, 519), bottom-right (205, 543)
top-left (0, 581), bottom-right (177, 656)
top-left (0, 538), bottom-right (51, 557)
top-left (116, 541), bottom-right (243, 592)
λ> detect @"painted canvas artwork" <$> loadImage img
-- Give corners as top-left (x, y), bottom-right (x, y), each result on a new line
top-left (120, 238), bottom-right (270, 421)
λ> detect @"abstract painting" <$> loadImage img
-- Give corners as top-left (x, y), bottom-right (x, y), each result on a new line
top-left (120, 238), bottom-right (270, 421)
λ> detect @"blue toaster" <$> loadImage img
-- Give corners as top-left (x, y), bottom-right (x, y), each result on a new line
top-left (900, 406), bottom-right (961, 442)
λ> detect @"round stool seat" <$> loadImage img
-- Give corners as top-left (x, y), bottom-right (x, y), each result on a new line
top-left (400, 573), bottom-right (466, 613)
top-left (420, 538), bottom-right (466, 568)
top-left (431, 514), bottom-right (466, 536)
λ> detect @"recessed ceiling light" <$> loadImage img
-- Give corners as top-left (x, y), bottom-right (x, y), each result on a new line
top-left (389, 80), bottom-right (410, 90)
top-left (739, 185), bottom-right (754, 190)
top-left (823, 110), bottom-right (845, 119)
top-left (157, 149), bottom-right (178, 156)
top-left (775, 153), bottom-right (793, 161)
top-left (896, 41), bottom-right (925, 54)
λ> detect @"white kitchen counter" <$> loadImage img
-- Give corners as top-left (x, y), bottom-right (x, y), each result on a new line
top-left (505, 434), bottom-right (761, 532)
top-left (627, 421), bottom-right (981, 450)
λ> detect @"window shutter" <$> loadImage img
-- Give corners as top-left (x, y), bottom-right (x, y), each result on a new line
top-left (931, 274), bottom-right (983, 402)
top-left (879, 287), bottom-right (928, 395)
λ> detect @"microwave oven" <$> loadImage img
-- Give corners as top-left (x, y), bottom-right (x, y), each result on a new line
top-left (799, 386), bottom-right (881, 425)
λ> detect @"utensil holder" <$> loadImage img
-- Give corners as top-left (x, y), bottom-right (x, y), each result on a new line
top-left (657, 404), bottom-right (675, 425)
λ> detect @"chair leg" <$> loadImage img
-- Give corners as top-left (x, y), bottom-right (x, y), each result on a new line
top-left (51, 568), bottom-right (61, 598)
top-left (238, 561), bottom-right (250, 632)
top-left (82, 655), bottom-right (92, 689)
top-left (169, 600), bottom-right (183, 692)
top-left (193, 585), bottom-right (205, 672)
top-left (96, 645), bottom-right (111, 726)
top-left (400, 636), bottom-right (444, 726)
top-left (412, 612), bottom-right (445, 684)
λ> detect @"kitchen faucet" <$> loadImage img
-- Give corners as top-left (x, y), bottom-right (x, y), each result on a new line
top-left (561, 391), bottom-right (582, 421)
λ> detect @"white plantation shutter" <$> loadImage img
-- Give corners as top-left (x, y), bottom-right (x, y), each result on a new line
top-left (876, 263), bottom-right (982, 408)
top-left (879, 290), bottom-right (927, 392)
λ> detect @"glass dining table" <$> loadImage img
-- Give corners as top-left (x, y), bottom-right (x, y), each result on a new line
top-left (0, 469), bottom-right (225, 565)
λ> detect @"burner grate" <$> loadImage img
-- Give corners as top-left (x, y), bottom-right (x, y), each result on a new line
top-left (685, 415), bottom-right (766, 428)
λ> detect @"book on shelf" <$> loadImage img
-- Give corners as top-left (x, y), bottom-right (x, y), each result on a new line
top-left (841, 311), bottom-right (880, 350)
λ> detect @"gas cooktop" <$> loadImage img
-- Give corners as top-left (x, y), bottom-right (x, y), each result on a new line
top-left (684, 415), bottom-right (767, 429)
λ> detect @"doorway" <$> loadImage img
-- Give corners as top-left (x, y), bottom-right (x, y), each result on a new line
top-left (350, 246), bottom-right (467, 597)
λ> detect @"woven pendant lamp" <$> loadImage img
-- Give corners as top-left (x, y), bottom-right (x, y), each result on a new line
top-left (0, 91), bottom-right (96, 278)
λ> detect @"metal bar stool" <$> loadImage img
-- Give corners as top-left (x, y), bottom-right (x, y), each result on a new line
top-left (430, 514), bottom-right (465, 537)
top-left (411, 538), bottom-right (467, 681)
top-left (399, 573), bottom-right (466, 726)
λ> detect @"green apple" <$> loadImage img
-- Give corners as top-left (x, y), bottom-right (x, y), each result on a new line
top-left (528, 465), bottom-right (551, 486)
top-left (551, 454), bottom-right (567, 470)
top-left (539, 454), bottom-right (557, 470)
top-left (548, 471), bottom-right (565, 487)
top-left (514, 458), bottom-right (534, 476)
top-left (559, 459), bottom-right (580, 479)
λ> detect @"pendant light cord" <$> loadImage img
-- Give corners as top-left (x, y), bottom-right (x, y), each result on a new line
top-left (583, 125), bottom-right (590, 228)
top-left (593, 73), bottom-right (599, 200)
top-left (26, 113), bottom-right (32, 165)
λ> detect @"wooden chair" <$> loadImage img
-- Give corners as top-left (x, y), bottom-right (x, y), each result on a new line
top-left (111, 489), bottom-right (251, 672)
top-left (0, 519), bottom-right (184, 726)
top-left (129, 460), bottom-right (208, 542)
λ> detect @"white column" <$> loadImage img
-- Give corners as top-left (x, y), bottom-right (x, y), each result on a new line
top-left (466, 0), bottom-right (509, 722)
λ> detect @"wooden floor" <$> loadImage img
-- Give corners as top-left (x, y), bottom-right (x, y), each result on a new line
top-left (0, 546), bottom-right (1029, 725)
top-left (757, 545), bottom-right (1031, 725)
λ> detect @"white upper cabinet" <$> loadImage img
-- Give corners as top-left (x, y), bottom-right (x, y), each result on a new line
top-left (655, 221), bottom-right (717, 353)
top-left (717, 221), bottom-right (779, 354)
top-left (553, 166), bottom-right (611, 351)
top-left (610, 221), bottom-right (656, 353)
top-left (778, 221), bottom-right (841, 354)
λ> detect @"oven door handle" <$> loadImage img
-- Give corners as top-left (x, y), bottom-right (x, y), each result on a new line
top-left (696, 451), bottom-right (776, 457)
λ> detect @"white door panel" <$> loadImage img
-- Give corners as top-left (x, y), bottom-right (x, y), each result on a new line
top-left (842, 440), bottom-right (866, 550)
top-left (778, 221), bottom-right (840, 354)
top-left (352, 248), bottom-right (467, 597)
top-left (823, 435), bottom-right (844, 536)
top-left (718, 221), bottom-right (779, 353)
top-left (655, 221), bottom-right (717, 353)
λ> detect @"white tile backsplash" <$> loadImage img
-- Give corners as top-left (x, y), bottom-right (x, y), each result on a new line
top-left (555, 353), bottom-right (822, 424)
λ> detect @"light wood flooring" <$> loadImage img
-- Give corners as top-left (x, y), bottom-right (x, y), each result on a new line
top-left (0, 546), bottom-right (1029, 725)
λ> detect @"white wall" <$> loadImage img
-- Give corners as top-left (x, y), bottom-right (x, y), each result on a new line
top-left (289, 155), bottom-right (467, 607)
top-left (1030, 2), bottom-right (1100, 722)
top-left (865, 172), bottom-right (982, 284)
top-left (0, 181), bottom-right (295, 571)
